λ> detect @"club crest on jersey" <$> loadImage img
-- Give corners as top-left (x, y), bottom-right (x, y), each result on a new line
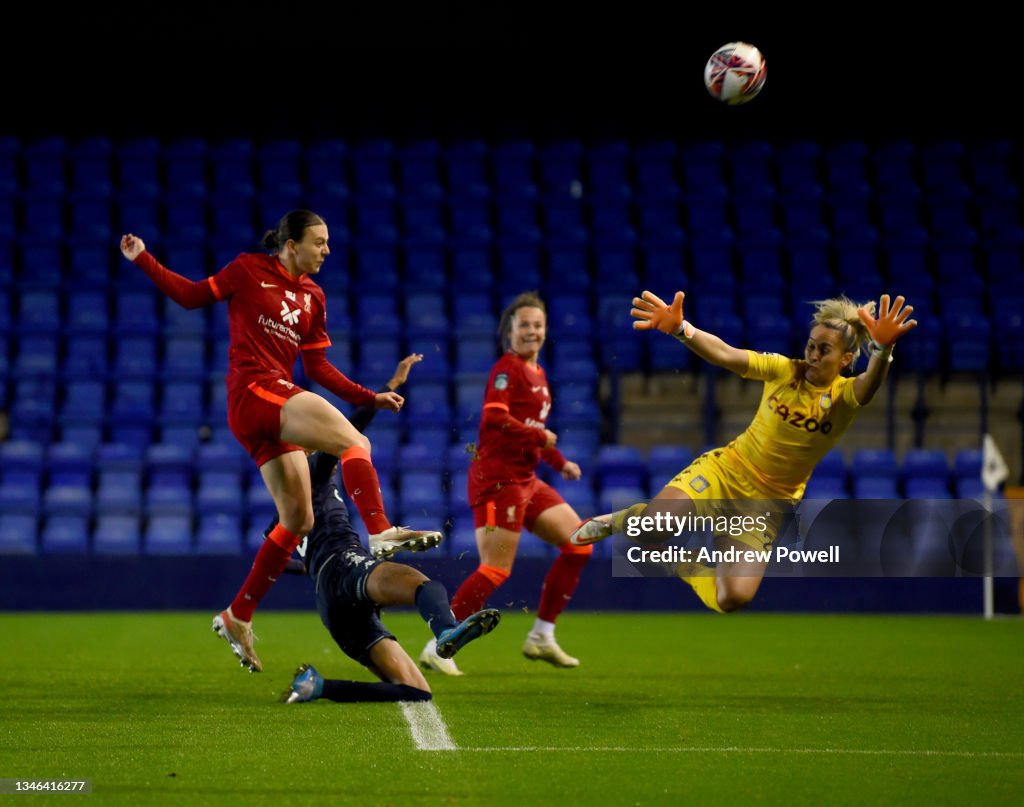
top-left (494, 373), bottom-right (509, 390)
top-left (820, 393), bottom-right (833, 410)
top-left (303, 293), bottom-right (312, 313)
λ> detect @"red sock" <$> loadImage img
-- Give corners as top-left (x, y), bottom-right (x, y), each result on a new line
top-left (228, 524), bottom-right (301, 621)
top-left (340, 446), bottom-right (391, 535)
top-left (451, 565), bottom-right (510, 621)
top-left (537, 546), bottom-right (591, 623)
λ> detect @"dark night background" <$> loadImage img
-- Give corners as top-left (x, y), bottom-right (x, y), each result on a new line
top-left (2, 2), bottom-right (1016, 143)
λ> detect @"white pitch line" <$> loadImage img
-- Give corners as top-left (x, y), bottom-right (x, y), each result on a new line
top-left (399, 701), bottom-right (457, 750)
top-left (451, 746), bottom-right (1024, 758)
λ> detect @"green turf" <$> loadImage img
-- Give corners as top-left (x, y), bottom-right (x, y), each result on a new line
top-left (2, 611), bottom-right (1022, 805)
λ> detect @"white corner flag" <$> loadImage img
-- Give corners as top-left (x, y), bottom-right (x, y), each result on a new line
top-left (982, 434), bottom-right (1009, 493)
top-left (980, 434), bottom-right (1008, 621)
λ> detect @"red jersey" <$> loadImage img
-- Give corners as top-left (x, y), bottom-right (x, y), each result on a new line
top-left (133, 250), bottom-right (376, 407)
top-left (469, 352), bottom-right (566, 487)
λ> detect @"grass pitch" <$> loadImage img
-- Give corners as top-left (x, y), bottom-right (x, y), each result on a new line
top-left (2, 610), bottom-right (1022, 805)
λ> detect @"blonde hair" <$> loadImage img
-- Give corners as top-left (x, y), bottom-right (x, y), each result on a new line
top-left (809, 296), bottom-right (874, 360)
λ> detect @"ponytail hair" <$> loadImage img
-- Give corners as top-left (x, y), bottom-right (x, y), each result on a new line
top-left (498, 291), bottom-right (546, 351)
top-left (809, 295), bottom-right (874, 362)
top-left (261, 209), bottom-right (325, 252)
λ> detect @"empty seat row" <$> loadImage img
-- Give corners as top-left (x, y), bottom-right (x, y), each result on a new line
top-left (3, 136), bottom-right (1020, 202)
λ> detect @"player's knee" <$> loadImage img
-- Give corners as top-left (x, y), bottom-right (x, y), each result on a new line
top-left (267, 522), bottom-right (306, 552)
top-left (343, 433), bottom-right (371, 453)
top-left (279, 510), bottom-right (314, 538)
top-left (716, 590), bottom-right (754, 613)
top-left (560, 541), bottom-right (593, 558)
top-left (477, 564), bottom-right (511, 586)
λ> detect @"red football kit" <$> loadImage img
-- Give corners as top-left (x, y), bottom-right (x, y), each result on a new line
top-left (467, 352), bottom-right (568, 532)
top-left (134, 250), bottom-right (376, 466)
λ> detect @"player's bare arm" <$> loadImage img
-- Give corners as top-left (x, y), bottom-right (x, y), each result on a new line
top-left (852, 294), bottom-right (918, 405)
top-left (631, 289), bottom-right (749, 376)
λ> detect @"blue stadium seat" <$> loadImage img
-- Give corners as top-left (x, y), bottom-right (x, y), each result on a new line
top-left (64, 289), bottom-right (110, 335)
top-left (350, 139), bottom-right (396, 198)
top-left (595, 445), bottom-right (647, 491)
top-left (58, 379), bottom-right (107, 429)
top-left (16, 289), bottom-right (61, 333)
top-left (776, 140), bottom-right (822, 198)
top-left (68, 192), bottom-right (113, 242)
top-left (0, 469), bottom-right (42, 517)
top-left (145, 467), bottom-right (193, 517)
top-left (634, 140), bottom-right (679, 200)
top-left (404, 291), bottom-right (449, 339)
top-left (852, 477), bottom-right (901, 499)
top-left (245, 478), bottom-right (276, 525)
top-left (111, 335), bottom-right (157, 379)
top-left (163, 138), bottom-right (208, 197)
top-left (493, 140), bottom-right (537, 198)
top-left (453, 339), bottom-right (497, 382)
top-left (445, 138), bottom-right (488, 188)
top-left (91, 514), bottom-right (142, 555)
top-left (803, 475), bottom-right (849, 499)
top-left (0, 514), bottom-right (38, 554)
top-left (41, 515), bottom-right (90, 554)
top-left (596, 294), bottom-right (645, 371)
top-left (23, 137), bottom-right (66, 195)
top-left (647, 445), bottom-right (695, 484)
top-left (850, 448), bottom-right (899, 497)
top-left (95, 441), bottom-right (145, 473)
top-left (195, 470), bottom-right (243, 516)
top-left (305, 140), bottom-right (349, 197)
top-left (161, 336), bottom-right (207, 381)
top-left (143, 514), bottom-right (193, 555)
top-left (195, 440), bottom-right (248, 474)
top-left (902, 449), bottom-right (950, 498)
top-left (42, 479), bottom-right (93, 518)
top-left (109, 379), bottom-right (155, 429)
top-left (397, 139), bottom-right (443, 199)
top-left (8, 376), bottom-right (57, 440)
top-left (158, 380), bottom-right (205, 427)
top-left (257, 139), bottom-right (304, 200)
top-left (95, 470), bottom-right (144, 515)
top-left (211, 139), bottom-right (255, 197)
top-left (196, 513), bottom-right (243, 555)
top-left (114, 289), bottom-right (160, 337)
top-left (944, 313), bottom-right (991, 372)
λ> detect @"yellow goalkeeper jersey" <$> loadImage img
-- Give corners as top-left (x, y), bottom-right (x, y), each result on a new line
top-left (726, 350), bottom-right (862, 500)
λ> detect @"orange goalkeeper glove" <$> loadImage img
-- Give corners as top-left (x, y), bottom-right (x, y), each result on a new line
top-left (631, 290), bottom-right (685, 335)
top-left (857, 294), bottom-right (917, 347)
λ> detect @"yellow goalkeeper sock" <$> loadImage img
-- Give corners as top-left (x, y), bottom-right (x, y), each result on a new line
top-left (610, 503), bottom-right (648, 534)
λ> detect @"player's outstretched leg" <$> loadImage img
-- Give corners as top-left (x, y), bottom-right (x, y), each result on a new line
top-left (369, 526), bottom-right (444, 560)
top-left (435, 608), bottom-right (501, 659)
top-left (280, 663), bottom-right (324, 703)
top-left (212, 607), bottom-right (262, 673)
top-left (569, 503), bottom-right (647, 546)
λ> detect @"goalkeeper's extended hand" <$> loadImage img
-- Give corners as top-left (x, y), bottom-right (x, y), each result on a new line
top-left (631, 290), bottom-right (685, 335)
top-left (857, 294), bottom-right (917, 347)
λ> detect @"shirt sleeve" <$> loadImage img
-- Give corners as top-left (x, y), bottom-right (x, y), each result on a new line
top-left (742, 350), bottom-right (795, 383)
top-left (133, 250), bottom-right (220, 308)
top-left (540, 447), bottom-right (568, 471)
top-left (301, 350), bottom-right (378, 407)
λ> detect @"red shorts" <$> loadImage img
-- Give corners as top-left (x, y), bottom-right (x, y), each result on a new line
top-left (469, 476), bottom-right (566, 533)
top-left (227, 374), bottom-right (305, 467)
